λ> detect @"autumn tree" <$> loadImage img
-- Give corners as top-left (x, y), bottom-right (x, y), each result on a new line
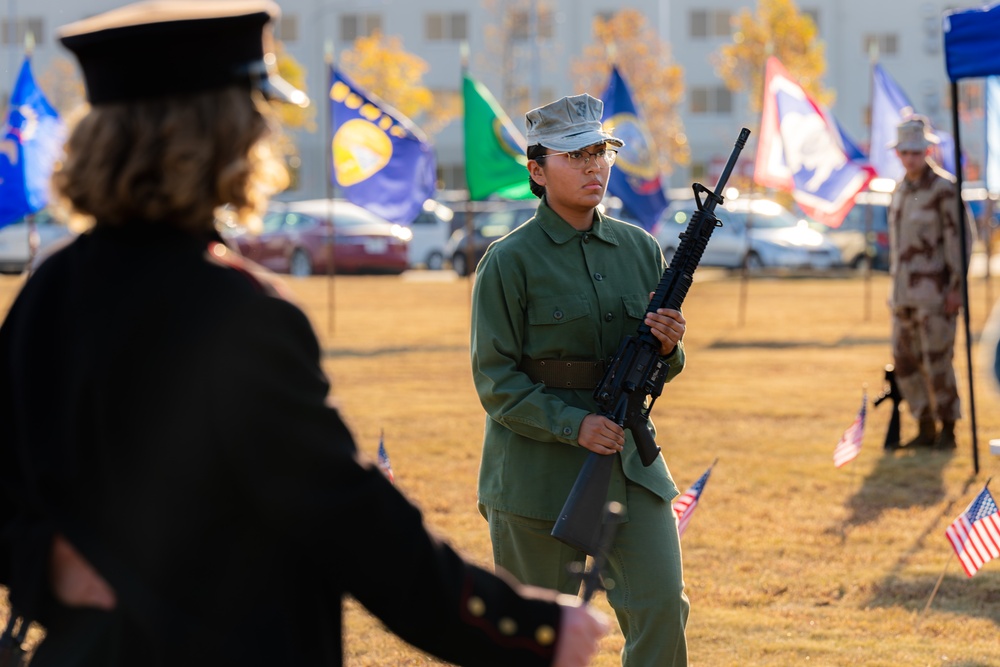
top-left (36, 56), bottom-right (85, 118)
top-left (713, 0), bottom-right (831, 113)
top-left (339, 31), bottom-right (459, 136)
top-left (268, 42), bottom-right (317, 178)
top-left (571, 9), bottom-right (689, 175)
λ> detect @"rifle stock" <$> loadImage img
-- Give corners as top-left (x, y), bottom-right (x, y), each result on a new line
top-left (551, 128), bottom-right (751, 555)
top-left (873, 363), bottom-right (902, 449)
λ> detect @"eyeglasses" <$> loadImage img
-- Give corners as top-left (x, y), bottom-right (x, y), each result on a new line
top-left (536, 148), bottom-right (618, 169)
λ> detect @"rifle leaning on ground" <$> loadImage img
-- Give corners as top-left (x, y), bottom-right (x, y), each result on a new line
top-left (550, 127), bottom-right (751, 555)
top-left (873, 363), bottom-right (902, 450)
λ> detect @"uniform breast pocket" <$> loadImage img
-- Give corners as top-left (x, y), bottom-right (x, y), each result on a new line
top-left (526, 295), bottom-right (591, 327)
top-left (622, 294), bottom-right (652, 323)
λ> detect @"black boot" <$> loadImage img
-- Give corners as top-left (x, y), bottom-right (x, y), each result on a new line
top-left (904, 416), bottom-right (936, 448)
top-left (934, 421), bottom-right (957, 449)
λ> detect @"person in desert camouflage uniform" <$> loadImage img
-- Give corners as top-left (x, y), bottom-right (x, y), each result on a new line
top-left (887, 116), bottom-right (971, 450)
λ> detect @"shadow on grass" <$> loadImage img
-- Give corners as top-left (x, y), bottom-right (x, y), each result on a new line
top-left (847, 466), bottom-right (999, 627)
top-left (706, 335), bottom-right (889, 350)
top-left (840, 448), bottom-right (955, 528)
top-left (323, 344), bottom-right (467, 358)
top-left (866, 570), bottom-right (1000, 627)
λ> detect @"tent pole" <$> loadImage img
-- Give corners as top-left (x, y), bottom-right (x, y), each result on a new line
top-left (950, 81), bottom-right (980, 475)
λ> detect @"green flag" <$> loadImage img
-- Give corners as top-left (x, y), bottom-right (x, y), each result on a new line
top-left (463, 73), bottom-right (534, 200)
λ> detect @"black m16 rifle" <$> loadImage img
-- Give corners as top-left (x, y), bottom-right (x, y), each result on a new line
top-left (873, 363), bottom-right (902, 450)
top-left (550, 128), bottom-right (751, 555)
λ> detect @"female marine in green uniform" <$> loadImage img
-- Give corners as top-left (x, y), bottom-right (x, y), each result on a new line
top-left (471, 94), bottom-right (690, 666)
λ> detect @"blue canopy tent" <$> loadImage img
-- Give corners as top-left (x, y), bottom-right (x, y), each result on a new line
top-left (941, 3), bottom-right (1000, 474)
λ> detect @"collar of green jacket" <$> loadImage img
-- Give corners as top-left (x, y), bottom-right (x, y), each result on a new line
top-left (534, 197), bottom-right (623, 247)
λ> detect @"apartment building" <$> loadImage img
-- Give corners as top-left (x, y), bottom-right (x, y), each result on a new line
top-left (2, 0), bottom-right (990, 198)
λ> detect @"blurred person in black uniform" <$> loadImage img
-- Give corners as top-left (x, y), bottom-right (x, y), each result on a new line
top-left (0, 2), bottom-right (607, 665)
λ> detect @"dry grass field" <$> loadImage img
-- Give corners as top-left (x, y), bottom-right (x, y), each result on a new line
top-left (2, 268), bottom-right (1000, 666)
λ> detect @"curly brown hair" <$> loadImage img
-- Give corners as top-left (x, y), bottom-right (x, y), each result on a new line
top-left (53, 87), bottom-right (288, 233)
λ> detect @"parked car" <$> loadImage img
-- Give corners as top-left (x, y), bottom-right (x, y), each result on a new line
top-left (445, 201), bottom-right (539, 276)
top-left (222, 199), bottom-right (411, 276)
top-left (409, 199), bottom-right (455, 269)
top-left (654, 198), bottom-right (842, 270)
top-left (0, 210), bottom-right (76, 273)
top-left (821, 191), bottom-right (891, 271)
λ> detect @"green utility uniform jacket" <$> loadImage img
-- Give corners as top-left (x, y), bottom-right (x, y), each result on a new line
top-left (472, 200), bottom-right (684, 522)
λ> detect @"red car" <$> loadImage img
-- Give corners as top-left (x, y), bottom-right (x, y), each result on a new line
top-left (224, 199), bottom-right (412, 276)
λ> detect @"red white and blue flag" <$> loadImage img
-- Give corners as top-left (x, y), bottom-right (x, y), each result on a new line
top-left (946, 485), bottom-right (1000, 577)
top-left (833, 392), bottom-right (866, 468)
top-left (754, 57), bottom-right (874, 228)
top-left (377, 430), bottom-right (395, 484)
top-left (672, 460), bottom-right (717, 537)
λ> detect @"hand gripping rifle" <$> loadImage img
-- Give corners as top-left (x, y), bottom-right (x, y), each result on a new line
top-left (873, 364), bottom-right (902, 450)
top-left (551, 128), bottom-right (751, 555)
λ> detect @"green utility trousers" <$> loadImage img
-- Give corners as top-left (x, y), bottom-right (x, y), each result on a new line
top-left (481, 482), bottom-right (689, 667)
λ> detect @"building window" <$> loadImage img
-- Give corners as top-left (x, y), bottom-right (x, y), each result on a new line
top-left (862, 33), bottom-right (898, 57)
top-left (689, 10), bottom-right (731, 39)
top-left (276, 14), bottom-right (298, 42)
top-left (1, 17), bottom-right (43, 46)
top-left (341, 13), bottom-right (382, 42)
top-left (426, 12), bottom-right (468, 41)
top-left (510, 8), bottom-right (554, 40)
top-left (690, 86), bottom-right (732, 114)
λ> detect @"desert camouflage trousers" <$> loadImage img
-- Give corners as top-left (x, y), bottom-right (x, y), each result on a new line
top-left (891, 306), bottom-right (961, 422)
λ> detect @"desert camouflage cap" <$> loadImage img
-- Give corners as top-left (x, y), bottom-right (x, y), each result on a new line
top-left (525, 93), bottom-right (624, 153)
top-left (890, 115), bottom-right (939, 151)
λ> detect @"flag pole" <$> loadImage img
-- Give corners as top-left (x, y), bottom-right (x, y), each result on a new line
top-left (324, 40), bottom-right (336, 337)
top-left (23, 33), bottom-right (37, 278)
top-left (915, 554), bottom-right (953, 629)
top-left (460, 41), bottom-right (476, 291)
top-left (863, 43), bottom-right (879, 323)
top-left (949, 80), bottom-right (980, 475)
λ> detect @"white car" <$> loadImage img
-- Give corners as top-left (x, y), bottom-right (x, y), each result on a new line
top-left (408, 199), bottom-right (455, 270)
top-left (654, 198), bottom-right (843, 270)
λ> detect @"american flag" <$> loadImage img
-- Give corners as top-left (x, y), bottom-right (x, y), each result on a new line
top-left (946, 485), bottom-right (1000, 577)
top-left (672, 460), bottom-right (717, 537)
top-left (377, 430), bottom-right (395, 484)
top-left (833, 392), bottom-right (866, 468)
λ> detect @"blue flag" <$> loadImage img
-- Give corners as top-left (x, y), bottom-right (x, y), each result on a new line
top-left (0, 56), bottom-right (65, 228)
top-left (869, 63), bottom-right (913, 182)
top-left (986, 77), bottom-right (1000, 193)
top-left (599, 66), bottom-right (667, 231)
top-left (869, 63), bottom-right (956, 179)
top-left (329, 67), bottom-right (436, 225)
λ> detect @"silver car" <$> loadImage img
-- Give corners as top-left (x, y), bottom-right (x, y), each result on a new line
top-left (654, 198), bottom-right (843, 270)
top-left (0, 211), bottom-right (76, 273)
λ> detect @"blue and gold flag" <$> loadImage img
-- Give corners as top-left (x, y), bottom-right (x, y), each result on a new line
top-left (599, 66), bottom-right (667, 231)
top-left (329, 67), bottom-right (436, 225)
top-left (0, 56), bottom-right (64, 228)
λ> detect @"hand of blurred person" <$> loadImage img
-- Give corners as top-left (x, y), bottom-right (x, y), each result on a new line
top-left (50, 533), bottom-right (117, 610)
top-left (553, 596), bottom-right (609, 667)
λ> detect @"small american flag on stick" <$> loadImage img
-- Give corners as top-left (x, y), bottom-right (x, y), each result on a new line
top-left (672, 459), bottom-right (717, 537)
top-left (834, 391), bottom-right (866, 468)
top-left (377, 430), bottom-right (395, 484)
top-left (945, 482), bottom-right (1000, 577)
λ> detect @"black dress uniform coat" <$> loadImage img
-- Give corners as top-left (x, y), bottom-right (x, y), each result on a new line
top-left (0, 222), bottom-right (562, 666)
